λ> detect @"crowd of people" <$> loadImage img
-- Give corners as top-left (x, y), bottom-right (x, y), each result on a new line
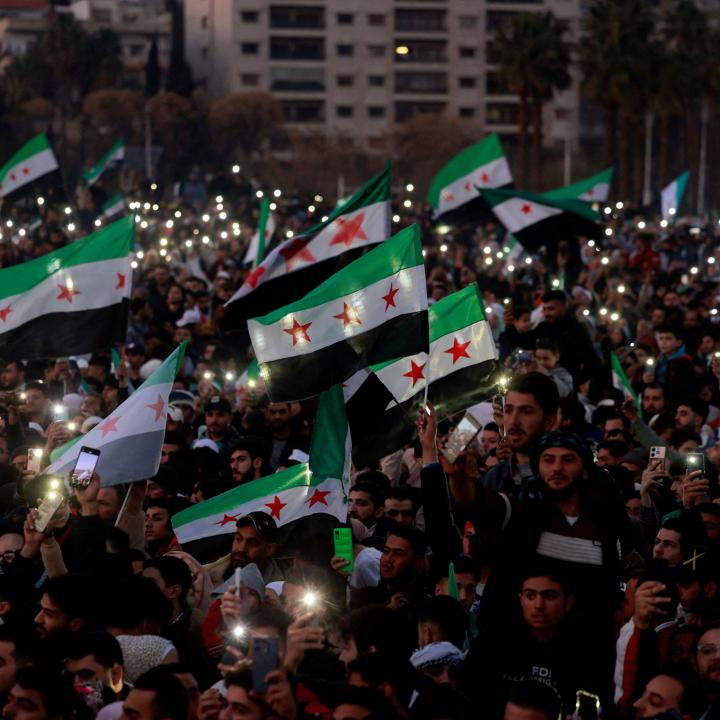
top-left (0, 168), bottom-right (720, 720)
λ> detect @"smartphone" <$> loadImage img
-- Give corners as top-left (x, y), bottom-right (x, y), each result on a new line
top-left (441, 413), bottom-right (482, 463)
top-left (251, 636), bottom-right (279, 694)
top-left (686, 452), bottom-right (705, 476)
top-left (70, 447), bottom-right (100, 488)
top-left (574, 690), bottom-right (601, 720)
top-left (333, 527), bottom-right (354, 573)
top-left (52, 404), bottom-right (69, 422)
top-left (34, 477), bottom-right (65, 532)
top-left (27, 448), bottom-right (44, 475)
top-left (649, 445), bottom-right (666, 472)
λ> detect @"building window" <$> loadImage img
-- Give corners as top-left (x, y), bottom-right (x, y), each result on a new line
top-left (337, 105), bottom-right (354, 117)
top-left (486, 11), bottom-right (520, 32)
top-left (337, 13), bottom-right (354, 24)
top-left (337, 44), bottom-right (354, 56)
top-left (459, 15), bottom-right (477, 29)
top-left (486, 102), bottom-right (519, 124)
top-left (368, 75), bottom-right (385, 87)
top-left (241, 11), bottom-right (259, 22)
top-left (242, 73), bottom-right (260, 86)
top-left (368, 44), bottom-right (386, 57)
top-left (368, 106), bottom-right (386, 118)
top-left (271, 67), bottom-right (324, 91)
top-left (395, 101), bottom-right (445, 123)
top-left (201, 15), bottom-right (208, 29)
top-left (270, 37), bottom-right (324, 60)
top-left (395, 8), bottom-right (445, 32)
top-left (395, 71), bottom-right (447, 94)
top-left (270, 6), bottom-right (324, 29)
top-left (281, 100), bottom-right (324, 123)
top-left (394, 40), bottom-right (446, 64)
top-left (486, 70), bottom-right (512, 94)
top-left (459, 76), bottom-right (476, 88)
top-left (368, 13), bottom-right (385, 26)
top-left (459, 46), bottom-right (476, 58)
top-left (459, 107), bottom-right (475, 117)
top-left (241, 42), bottom-right (259, 55)
top-left (337, 75), bottom-right (354, 86)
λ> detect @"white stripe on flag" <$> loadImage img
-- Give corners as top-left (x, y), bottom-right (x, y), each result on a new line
top-left (579, 182), bottom-right (610, 202)
top-left (491, 197), bottom-right (563, 234)
top-left (0, 256), bottom-right (131, 333)
top-left (437, 157), bottom-right (512, 215)
top-left (0, 148), bottom-right (58, 197)
top-left (248, 264), bottom-right (426, 362)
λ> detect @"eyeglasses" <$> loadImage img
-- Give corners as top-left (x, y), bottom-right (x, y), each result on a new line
top-left (698, 644), bottom-right (720, 657)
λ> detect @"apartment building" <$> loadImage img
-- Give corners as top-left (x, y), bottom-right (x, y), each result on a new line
top-left (185, 0), bottom-right (584, 148)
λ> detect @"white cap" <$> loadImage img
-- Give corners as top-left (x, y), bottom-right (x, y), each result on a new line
top-left (139, 359), bottom-right (162, 380)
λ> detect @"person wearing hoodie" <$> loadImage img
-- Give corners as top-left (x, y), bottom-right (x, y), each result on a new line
top-left (534, 338), bottom-right (574, 399)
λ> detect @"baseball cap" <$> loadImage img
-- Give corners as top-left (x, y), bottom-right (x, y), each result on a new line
top-left (169, 390), bottom-right (195, 408)
top-left (205, 395), bottom-right (231, 414)
top-left (236, 511), bottom-right (278, 542)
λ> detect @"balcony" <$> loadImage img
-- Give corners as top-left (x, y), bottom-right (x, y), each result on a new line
top-left (270, 37), bottom-right (325, 60)
top-left (394, 9), bottom-right (446, 32)
top-left (270, 6), bottom-right (325, 29)
top-left (395, 71), bottom-right (447, 94)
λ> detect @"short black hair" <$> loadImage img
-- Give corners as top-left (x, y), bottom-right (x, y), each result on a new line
top-left (104, 576), bottom-right (173, 630)
top-left (386, 486), bottom-right (420, 511)
top-left (597, 439), bottom-right (629, 458)
top-left (163, 431), bottom-right (188, 448)
top-left (245, 607), bottom-right (292, 640)
top-left (349, 481), bottom-right (384, 509)
top-left (483, 422), bottom-right (500, 434)
top-left (507, 372), bottom-right (560, 417)
top-left (354, 469), bottom-right (391, 495)
top-left (42, 576), bottom-right (94, 627)
top-left (132, 667), bottom-right (189, 720)
top-left (676, 397), bottom-right (710, 424)
top-left (332, 685), bottom-right (402, 719)
top-left (505, 681), bottom-right (562, 720)
top-left (669, 428), bottom-right (702, 449)
top-left (13, 666), bottom-right (85, 718)
top-left (655, 324), bottom-right (682, 340)
top-left (65, 631), bottom-right (123, 668)
top-left (339, 606), bottom-right (415, 660)
top-left (417, 596), bottom-right (467, 649)
top-left (228, 436), bottom-right (268, 463)
top-left (386, 524), bottom-right (427, 556)
top-left (347, 652), bottom-right (414, 707)
top-left (535, 337), bottom-right (560, 354)
top-left (23, 380), bottom-right (46, 395)
top-left (0, 627), bottom-right (38, 666)
top-left (541, 290), bottom-right (567, 304)
top-left (143, 556), bottom-right (192, 601)
top-left (433, 556), bottom-right (479, 583)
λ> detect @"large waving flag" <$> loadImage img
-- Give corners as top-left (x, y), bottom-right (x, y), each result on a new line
top-left (661, 171), bottom-right (689, 222)
top-left (611, 351), bottom-right (640, 410)
top-left (249, 224), bottom-right (428, 403)
top-left (82, 139), bottom-right (125, 186)
top-left (172, 385), bottom-right (350, 554)
top-left (243, 197), bottom-right (274, 267)
top-left (46, 342), bottom-right (186, 486)
top-left (543, 167), bottom-right (613, 203)
top-left (427, 134), bottom-right (512, 217)
top-left (345, 284), bottom-right (499, 466)
top-left (223, 163), bottom-right (391, 328)
top-left (482, 187), bottom-right (602, 251)
top-left (0, 134), bottom-right (59, 198)
top-left (0, 216), bottom-right (134, 359)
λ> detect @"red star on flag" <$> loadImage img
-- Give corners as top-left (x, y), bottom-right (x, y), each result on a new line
top-left (382, 284), bottom-right (399, 312)
top-left (0, 305), bottom-right (11, 323)
top-left (99, 416), bottom-right (120, 438)
top-left (213, 514), bottom-right (239, 526)
top-left (22, 167), bottom-right (29, 175)
top-left (283, 317), bottom-right (312, 346)
top-left (333, 302), bottom-right (362, 328)
top-left (245, 265), bottom-right (266, 290)
top-left (464, 182), bottom-right (472, 192)
top-left (116, 273), bottom-right (126, 289)
top-left (443, 191), bottom-right (455, 202)
top-left (329, 212), bottom-right (367, 248)
top-left (278, 237), bottom-right (316, 271)
top-left (521, 203), bottom-right (532, 214)
top-left (9, 174), bottom-right (16, 182)
top-left (403, 360), bottom-right (426, 387)
top-left (146, 393), bottom-right (166, 422)
top-left (57, 284), bottom-right (81, 303)
top-left (445, 337), bottom-right (472, 364)
top-left (479, 172), bottom-right (490, 184)
top-left (586, 187), bottom-right (595, 197)
top-left (307, 488), bottom-right (331, 507)
top-left (265, 495), bottom-right (287, 520)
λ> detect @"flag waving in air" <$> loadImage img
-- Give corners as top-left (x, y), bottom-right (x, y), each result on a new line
top-left (172, 385), bottom-right (351, 553)
top-left (243, 197), bottom-right (275, 266)
top-left (249, 224), bottom-right (428, 402)
top-left (223, 163), bottom-right (391, 327)
top-left (82, 139), bottom-right (125, 186)
top-left (543, 167), bottom-right (614, 203)
top-left (0, 134), bottom-right (59, 198)
top-left (0, 216), bottom-right (134, 359)
top-left (345, 283), bottom-right (499, 465)
top-left (482, 187), bottom-right (602, 252)
top-left (427, 134), bottom-right (513, 217)
top-left (611, 351), bottom-right (640, 410)
top-left (661, 171), bottom-right (689, 222)
top-left (45, 342), bottom-right (187, 486)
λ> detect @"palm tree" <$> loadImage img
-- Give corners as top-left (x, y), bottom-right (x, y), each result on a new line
top-left (493, 11), bottom-right (571, 189)
top-left (580, 0), bottom-right (656, 201)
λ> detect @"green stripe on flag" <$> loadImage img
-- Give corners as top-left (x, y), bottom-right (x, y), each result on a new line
top-left (83, 139), bottom-right (124, 185)
top-left (309, 385), bottom-right (348, 481)
top-left (0, 134), bottom-right (53, 184)
top-left (543, 167), bottom-right (613, 201)
top-left (611, 351), bottom-right (640, 410)
top-left (0, 216), bottom-right (134, 298)
top-left (252, 224), bottom-right (422, 325)
top-left (255, 197), bottom-right (270, 268)
top-left (427, 134), bottom-right (505, 207)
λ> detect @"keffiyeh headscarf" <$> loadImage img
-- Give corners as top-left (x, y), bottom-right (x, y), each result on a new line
top-left (410, 642), bottom-right (466, 670)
